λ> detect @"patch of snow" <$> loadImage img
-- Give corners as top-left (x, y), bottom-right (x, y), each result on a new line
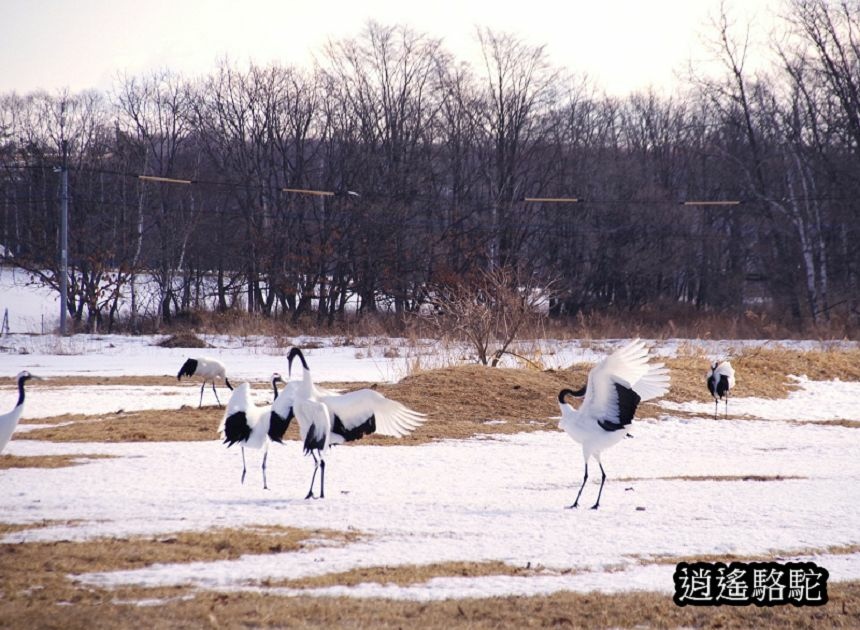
top-left (2, 414), bottom-right (858, 600)
top-left (661, 376), bottom-right (860, 422)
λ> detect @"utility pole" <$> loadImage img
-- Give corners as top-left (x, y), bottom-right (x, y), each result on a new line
top-left (59, 138), bottom-right (68, 335)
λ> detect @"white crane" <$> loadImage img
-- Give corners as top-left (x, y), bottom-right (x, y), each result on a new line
top-left (218, 374), bottom-right (289, 489)
top-left (1, 371), bottom-right (39, 454)
top-left (283, 347), bottom-right (425, 499)
top-left (177, 357), bottom-right (232, 408)
top-left (558, 339), bottom-right (670, 509)
top-left (707, 360), bottom-right (736, 420)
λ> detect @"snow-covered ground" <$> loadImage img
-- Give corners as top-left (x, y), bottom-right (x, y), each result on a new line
top-left (2, 269), bottom-right (860, 600)
top-left (2, 331), bottom-right (859, 602)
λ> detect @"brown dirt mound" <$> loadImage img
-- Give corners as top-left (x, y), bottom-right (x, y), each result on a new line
top-left (156, 333), bottom-right (211, 348)
top-left (374, 364), bottom-right (589, 441)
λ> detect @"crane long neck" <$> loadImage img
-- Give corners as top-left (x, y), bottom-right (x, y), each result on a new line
top-left (558, 385), bottom-right (586, 404)
top-left (301, 368), bottom-right (313, 389)
top-left (17, 376), bottom-right (26, 407)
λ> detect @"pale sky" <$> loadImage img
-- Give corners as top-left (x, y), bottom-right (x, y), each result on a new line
top-left (0, 0), bottom-right (779, 96)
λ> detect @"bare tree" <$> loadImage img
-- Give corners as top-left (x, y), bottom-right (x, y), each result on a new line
top-left (428, 266), bottom-right (551, 366)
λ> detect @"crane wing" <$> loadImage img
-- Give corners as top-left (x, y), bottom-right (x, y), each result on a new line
top-left (580, 339), bottom-right (669, 426)
top-left (716, 361), bottom-right (736, 385)
top-left (269, 381), bottom-right (298, 442)
top-left (219, 383), bottom-right (253, 445)
top-left (321, 389), bottom-right (425, 438)
top-left (294, 399), bottom-right (331, 453)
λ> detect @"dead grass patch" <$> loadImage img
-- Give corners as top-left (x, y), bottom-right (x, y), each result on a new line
top-left (0, 521), bottom-right (857, 629)
top-left (618, 474), bottom-right (805, 482)
top-left (1, 581), bottom-right (857, 629)
top-left (372, 365), bottom-right (585, 443)
top-left (644, 543), bottom-right (860, 567)
top-left (0, 520), bottom-right (77, 537)
top-left (9, 345), bottom-right (860, 445)
top-left (156, 333), bottom-right (211, 349)
top-left (0, 375), bottom-right (271, 388)
top-left (663, 345), bottom-right (860, 405)
top-left (791, 419), bottom-right (860, 429)
top-left (269, 560), bottom-right (547, 590)
top-left (0, 453), bottom-right (114, 469)
top-left (0, 525), bottom-right (359, 627)
top-left (19, 407), bottom-right (223, 442)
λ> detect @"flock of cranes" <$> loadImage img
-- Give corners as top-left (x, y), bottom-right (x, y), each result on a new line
top-left (1, 341), bottom-right (737, 509)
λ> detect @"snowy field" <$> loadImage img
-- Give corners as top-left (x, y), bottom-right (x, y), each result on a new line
top-left (2, 329), bottom-right (859, 604)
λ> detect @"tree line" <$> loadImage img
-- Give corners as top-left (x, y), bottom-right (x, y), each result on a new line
top-left (0, 0), bottom-right (857, 333)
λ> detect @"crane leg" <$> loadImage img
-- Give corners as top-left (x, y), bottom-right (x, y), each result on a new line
top-left (213, 382), bottom-right (222, 407)
top-left (725, 391), bottom-right (729, 419)
top-left (199, 383), bottom-right (205, 408)
top-left (240, 447), bottom-right (247, 485)
top-left (590, 462), bottom-right (607, 510)
top-left (714, 398), bottom-right (718, 421)
top-left (261, 449), bottom-right (268, 490)
top-left (567, 461), bottom-right (589, 509)
top-left (305, 452), bottom-right (319, 499)
top-left (319, 459), bottom-right (326, 499)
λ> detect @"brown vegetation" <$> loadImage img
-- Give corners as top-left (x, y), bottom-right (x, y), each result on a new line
top-left (156, 333), bottom-right (211, 349)
top-left (0, 454), bottom-right (114, 469)
top-left (3, 345), bottom-right (860, 627)
top-left (0, 539), bottom-right (856, 630)
top-left (662, 345), bottom-right (860, 405)
top-left (12, 345), bottom-right (860, 444)
top-left (0, 520), bottom-right (857, 628)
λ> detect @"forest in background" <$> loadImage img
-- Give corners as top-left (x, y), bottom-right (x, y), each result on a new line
top-left (0, 0), bottom-right (858, 335)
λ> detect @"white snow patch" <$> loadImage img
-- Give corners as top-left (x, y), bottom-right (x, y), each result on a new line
top-left (661, 376), bottom-right (860, 422)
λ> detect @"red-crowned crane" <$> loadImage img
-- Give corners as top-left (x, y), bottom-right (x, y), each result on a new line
top-left (558, 339), bottom-right (670, 509)
top-left (707, 360), bottom-right (736, 420)
top-left (1, 371), bottom-right (39, 454)
top-left (282, 347), bottom-right (425, 499)
top-left (177, 357), bottom-right (232, 408)
top-left (218, 374), bottom-right (289, 489)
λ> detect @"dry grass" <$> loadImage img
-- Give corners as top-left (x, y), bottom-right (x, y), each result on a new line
top-left (645, 543), bottom-right (860, 567)
top-left (20, 367), bottom-right (586, 444)
top-left (0, 375), bottom-right (275, 388)
top-left (1, 522), bottom-right (857, 627)
top-left (374, 364), bottom-right (587, 442)
top-left (14, 345), bottom-right (860, 444)
top-left (269, 560), bottom-right (548, 590)
top-left (792, 419), bottom-right (860, 429)
top-left (0, 574), bottom-right (856, 629)
top-left (0, 454), bottom-right (114, 469)
top-left (19, 407), bottom-right (224, 442)
top-left (0, 520), bottom-right (75, 536)
top-left (663, 345), bottom-right (860, 405)
top-left (617, 474), bottom-right (805, 482)
top-left (156, 333), bottom-right (211, 348)
top-left (0, 525), bottom-right (363, 629)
